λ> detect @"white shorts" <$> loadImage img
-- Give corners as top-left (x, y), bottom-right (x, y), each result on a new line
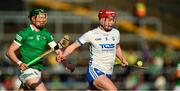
top-left (19, 68), bottom-right (41, 83)
top-left (86, 66), bottom-right (112, 85)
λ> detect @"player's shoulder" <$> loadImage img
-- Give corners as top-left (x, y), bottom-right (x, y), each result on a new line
top-left (111, 28), bottom-right (120, 33)
top-left (41, 28), bottom-right (51, 34)
top-left (110, 28), bottom-right (120, 36)
top-left (41, 28), bottom-right (53, 39)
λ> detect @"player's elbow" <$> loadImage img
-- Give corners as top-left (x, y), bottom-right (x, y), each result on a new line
top-left (6, 49), bottom-right (11, 57)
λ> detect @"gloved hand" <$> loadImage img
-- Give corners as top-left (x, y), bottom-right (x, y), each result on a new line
top-left (63, 60), bottom-right (76, 72)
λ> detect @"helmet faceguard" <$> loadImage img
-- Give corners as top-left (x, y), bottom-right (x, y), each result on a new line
top-left (28, 8), bottom-right (47, 20)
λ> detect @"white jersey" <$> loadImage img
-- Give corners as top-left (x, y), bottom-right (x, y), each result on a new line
top-left (77, 27), bottom-right (120, 74)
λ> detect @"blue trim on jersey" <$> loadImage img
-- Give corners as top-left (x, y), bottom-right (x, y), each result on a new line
top-left (77, 38), bottom-right (83, 46)
top-left (89, 43), bottom-right (93, 65)
top-left (86, 66), bottom-right (112, 85)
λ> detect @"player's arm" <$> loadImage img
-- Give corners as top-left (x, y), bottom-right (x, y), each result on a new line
top-left (47, 40), bottom-right (62, 61)
top-left (53, 43), bottom-right (63, 62)
top-left (116, 43), bottom-right (128, 66)
top-left (48, 39), bottom-right (62, 52)
top-left (6, 42), bottom-right (27, 71)
top-left (58, 41), bottom-right (81, 61)
top-left (48, 31), bottom-right (65, 52)
top-left (57, 31), bottom-right (90, 62)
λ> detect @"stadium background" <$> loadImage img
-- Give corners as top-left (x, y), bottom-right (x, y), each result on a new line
top-left (0, 0), bottom-right (179, 90)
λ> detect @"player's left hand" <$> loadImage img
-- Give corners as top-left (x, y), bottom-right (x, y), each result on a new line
top-left (19, 63), bottom-right (27, 71)
top-left (56, 50), bottom-right (63, 63)
top-left (56, 55), bottom-right (62, 63)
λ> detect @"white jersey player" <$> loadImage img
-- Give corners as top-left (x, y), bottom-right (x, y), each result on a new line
top-left (57, 9), bottom-right (128, 90)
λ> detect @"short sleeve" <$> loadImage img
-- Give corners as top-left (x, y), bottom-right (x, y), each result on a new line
top-left (47, 33), bottom-right (54, 43)
top-left (77, 31), bottom-right (91, 45)
top-left (46, 31), bottom-right (56, 48)
top-left (14, 31), bottom-right (25, 46)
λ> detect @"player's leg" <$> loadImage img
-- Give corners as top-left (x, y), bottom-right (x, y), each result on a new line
top-left (19, 83), bottom-right (31, 90)
top-left (25, 77), bottom-right (46, 90)
top-left (93, 75), bottom-right (117, 90)
top-left (86, 66), bottom-right (117, 90)
top-left (12, 76), bottom-right (24, 90)
top-left (19, 68), bottom-right (47, 90)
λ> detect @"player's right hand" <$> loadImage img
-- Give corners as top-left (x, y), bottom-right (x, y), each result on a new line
top-left (18, 63), bottom-right (27, 71)
top-left (121, 60), bottom-right (128, 68)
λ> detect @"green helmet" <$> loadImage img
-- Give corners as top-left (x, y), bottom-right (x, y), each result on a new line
top-left (28, 8), bottom-right (47, 20)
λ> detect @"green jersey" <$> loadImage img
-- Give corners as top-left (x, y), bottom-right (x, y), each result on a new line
top-left (14, 25), bottom-right (54, 70)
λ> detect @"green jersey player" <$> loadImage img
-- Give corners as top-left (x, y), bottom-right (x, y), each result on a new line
top-left (6, 8), bottom-right (62, 90)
